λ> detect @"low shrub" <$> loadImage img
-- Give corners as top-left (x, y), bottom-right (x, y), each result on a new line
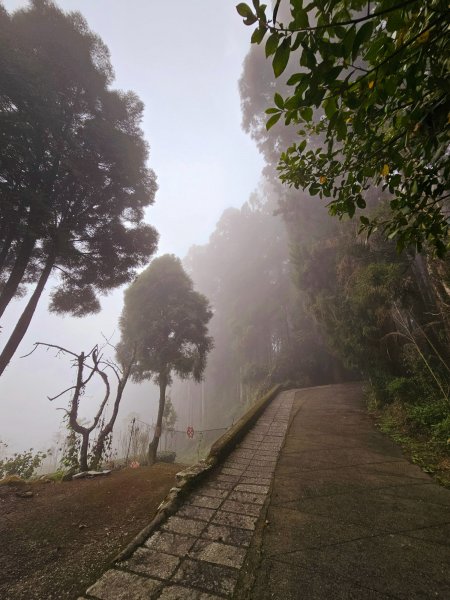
top-left (0, 445), bottom-right (49, 480)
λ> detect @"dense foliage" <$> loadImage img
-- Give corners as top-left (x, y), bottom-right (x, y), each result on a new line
top-left (236, 9), bottom-right (450, 469)
top-left (0, 442), bottom-right (48, 479)
top-left (299, 226), bottom-right (450, 449)
top-left (0, 0), bottom-right (158, 376)
top-left (238, 0), bottom-right (449, 256)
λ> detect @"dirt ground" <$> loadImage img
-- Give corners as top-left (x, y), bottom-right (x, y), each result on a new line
top-left (0, 463), bottom-right (182, 600)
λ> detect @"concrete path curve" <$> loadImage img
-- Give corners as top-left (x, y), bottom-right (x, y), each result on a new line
top-left (238, 383), bottom-right (450, 599)
top-left (81, 384), bottom-right (450, 599)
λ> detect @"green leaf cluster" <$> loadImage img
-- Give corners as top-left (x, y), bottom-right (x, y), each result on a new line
top-left (118, 254), bottom-right (213, 386)
top-left (238, 0), bottom-right (450, 256)
top-left (0, 444), bottom-right (48, 480)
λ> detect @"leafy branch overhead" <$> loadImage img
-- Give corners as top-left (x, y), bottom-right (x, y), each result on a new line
top-left (237, 0), bottom-right (450, 256)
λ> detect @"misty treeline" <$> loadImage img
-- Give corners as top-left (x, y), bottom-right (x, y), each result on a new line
top-left (27, 254), bottom-right (212, 473)
top-left (172, 10), bottom-right (450, 453)
top-left (0, 2), bottom-right (213, 473)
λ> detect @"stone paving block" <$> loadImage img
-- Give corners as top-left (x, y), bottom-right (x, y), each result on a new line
top-left (163, 516), bottom-right (206, 537)
top-left (221, 498), bottom-right (262, 517)
top-left (246, 462), bottom-right (276, 471)
top-left (213, 510), bottom-right (257, 531)
top-left (177, 504), bottom-right (215, 522)
top-left (246, 459), bottom-right (276, 467)
top-left (223, 459), bottom-right (250, 470)
top-left (250, 454), bottom-right (278, 461)
top-left (158, 586), bottom-right (223, 599)
top-left (229, 449), bottom-right (255, 459)
top-left (256, 443), bottom-right (279, 450)
top-left (239, 476), bottom-right (271, 487)
top-left (248, 459), bottom-right (277, 468)
top-left (191, 495), bottom-right (223, 509)
top-left (189, 539), bottom-right (246, 568)
top-left (235, 483), bottom-right (270, 495)
top-left (257, 450), bottom-right (279, 458)
top-left (251, 460), bottom-right (276, 469)
top-left (120, 547), bottom-right (180, 580)
top-left (251, 450), bottom-right (278, 469)
top-left (221, 467), bottom-right (245, 476)
top-left (215, 473), bottom-right (240, 484)
top-left (207, 478), bottom-right (236, 490)
top-left (201, 523), bottom-right (253, 547)
top-left (145, 530), bottom-right (196, 557)
top-left (228, 490), bottom-right (266, 505)
top-left (172, 557), bottom-right (239, 596)
top-left (244, 468), bottom-right (275, 479)
top-left (224, 455), bottom-right (251, 464)
top-left (195, 485), bottom-right (229, 500)
top-left (251, 453), bottom-right (278, 460)
top-left (86, 569), bottom-right (160, 599)
top-left (237, 442), bottom-right (259, 449)
top-left (262, 436), bottom-right (285, 443)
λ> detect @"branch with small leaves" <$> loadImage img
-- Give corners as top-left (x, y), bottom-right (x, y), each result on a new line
top-left (237, 0), bottom-right (450, 256)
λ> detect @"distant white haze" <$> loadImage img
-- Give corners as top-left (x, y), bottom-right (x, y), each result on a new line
top-left (0, 0), bottom-right (264, 452)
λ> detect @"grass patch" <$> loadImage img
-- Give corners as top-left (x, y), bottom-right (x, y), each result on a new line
top-left (367, 387), bottom-right (450, 489)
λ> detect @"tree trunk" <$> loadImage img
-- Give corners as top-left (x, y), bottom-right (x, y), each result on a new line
top-left (0, 233), bottom-right (37, 319)
top-left (90, 383), bottom-right (125, 470)
top-left (79, 432), bottom-right (90, 472)
top-left (148, 374), bottom-right (167, 465)
top-left (0, 229), bottom-right (16, 273)
top-left (0, 255), bottom-right (54, 377)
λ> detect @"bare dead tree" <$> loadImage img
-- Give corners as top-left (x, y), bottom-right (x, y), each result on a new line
top-left (25, 341), bottom-right (135, 472)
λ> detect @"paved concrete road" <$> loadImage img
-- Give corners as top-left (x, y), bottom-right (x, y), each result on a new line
top-left (242, 383), bottom-right (450, 600)
top-left (81, 391), bottom-right (295, 599)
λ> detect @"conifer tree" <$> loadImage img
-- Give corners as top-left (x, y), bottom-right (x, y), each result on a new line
top-left (118, 255), bottom-right (213, 464)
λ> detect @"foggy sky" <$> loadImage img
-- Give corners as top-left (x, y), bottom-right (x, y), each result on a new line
top-left (0, 0), bottom-right (263, 452)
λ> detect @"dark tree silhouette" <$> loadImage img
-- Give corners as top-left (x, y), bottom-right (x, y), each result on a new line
top-left (118, 255), bottom-right (213, 464)
top-left (0, 1), bottom-right (158, 376)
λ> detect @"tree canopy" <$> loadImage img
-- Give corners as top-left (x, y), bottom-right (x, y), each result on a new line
top-left (237, 0), bottom-right (450, 256)
top-left (118, 254), bottom-right (213, 462)
top-left (0, 0), bottom-right (158, 375)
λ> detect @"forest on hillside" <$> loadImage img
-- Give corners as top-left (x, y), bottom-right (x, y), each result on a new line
top-left (0, 3), bottom-right (449, 597)
top-left (0, 0), bottom-right (449, 480)
top-left (173, 0), bottom-right (450, 478)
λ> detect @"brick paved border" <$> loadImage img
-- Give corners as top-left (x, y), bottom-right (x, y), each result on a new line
top-left (115, 384), bottom-right (285, 564)
top-left (83, 390), bottom-right (295, 599)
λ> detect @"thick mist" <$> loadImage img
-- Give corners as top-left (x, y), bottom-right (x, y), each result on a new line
top-left (0, 0), bottom-right (263, 454)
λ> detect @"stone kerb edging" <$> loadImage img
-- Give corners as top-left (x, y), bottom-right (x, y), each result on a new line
top-left (114, 383), bottom-right (284, 563)
top-left (207, 383), bottom-right (284, 464)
